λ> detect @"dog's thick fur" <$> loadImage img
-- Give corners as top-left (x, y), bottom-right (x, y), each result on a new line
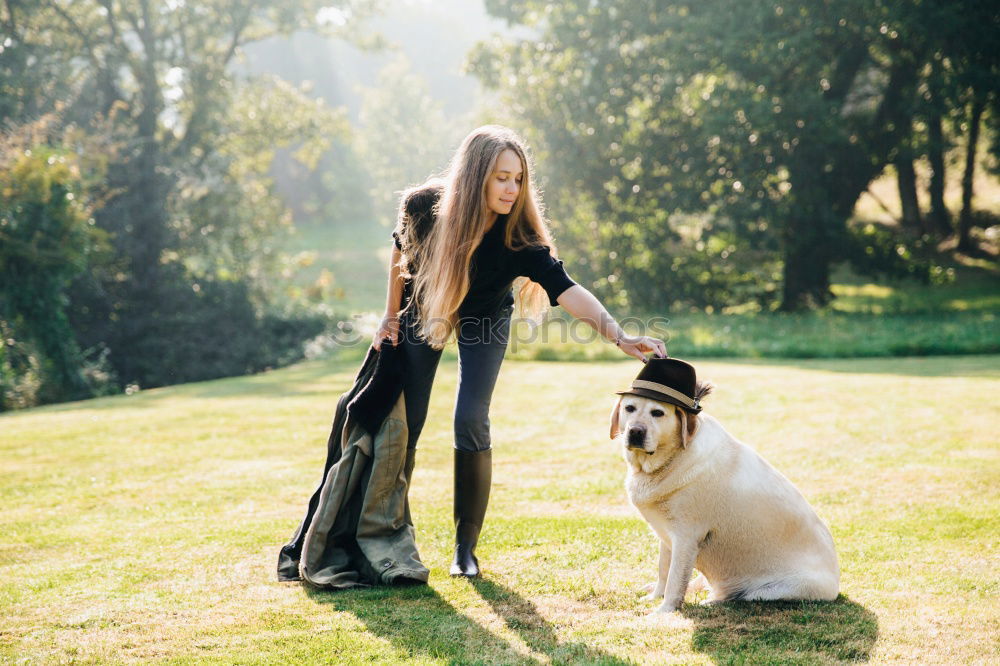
top-left (610, 384), bottom-right (839, 613)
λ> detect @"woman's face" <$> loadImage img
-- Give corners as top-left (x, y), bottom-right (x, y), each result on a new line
top-left (485, 148), bottom-right (523, 217)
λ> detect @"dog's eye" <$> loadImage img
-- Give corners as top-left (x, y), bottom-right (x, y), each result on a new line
top-left (624, 405), bottom-right (636, 413)
top-left (650, 409), bottom-right (665, 417)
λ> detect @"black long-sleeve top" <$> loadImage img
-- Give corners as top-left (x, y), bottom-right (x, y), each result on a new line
top-left (392, 184), bottom-right (577, 318)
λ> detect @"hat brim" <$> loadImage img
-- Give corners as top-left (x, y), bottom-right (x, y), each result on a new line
top-left (614, 388), bottom-right (702, 413)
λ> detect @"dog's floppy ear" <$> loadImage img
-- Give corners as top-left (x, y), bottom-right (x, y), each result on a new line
top-left (609, 396), bottom-right (623, 440)
top-left (677, 407), bottom-right (699, 449)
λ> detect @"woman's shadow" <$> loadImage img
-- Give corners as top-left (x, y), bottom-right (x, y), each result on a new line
top-left (305, 579), bottom-right (631, 665)
top-left (306, 584), bottom-right (517, 662)
top-left (472, 578), bottom-right (632, 665)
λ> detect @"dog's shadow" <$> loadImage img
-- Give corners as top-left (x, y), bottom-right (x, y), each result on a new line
top-left (685, 594), bottom-right (878, 663)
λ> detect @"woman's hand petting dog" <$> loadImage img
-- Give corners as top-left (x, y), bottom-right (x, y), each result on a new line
top-left (617, 333), bottom-right (668, 363)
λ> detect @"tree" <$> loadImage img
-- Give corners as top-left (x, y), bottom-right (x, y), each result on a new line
top-left (895, 125), bottom-right (923, 234)
top-left (904, 0), bottom-right (999, 247)
top-left (471, 0), bottom-right (989, 311)
top-left (940, 3), bottom-right (1000, 253)
top-left (922, 57), bottom-right (953, 237)
top-left (2, 1), bottom-right (376, 391)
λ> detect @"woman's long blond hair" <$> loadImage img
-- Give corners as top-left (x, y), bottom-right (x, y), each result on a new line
top-left (395, 125), bottom-right (560, 350)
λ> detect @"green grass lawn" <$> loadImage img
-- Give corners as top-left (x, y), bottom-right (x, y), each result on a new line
top-left (2, 354), bottom-right (997, 663)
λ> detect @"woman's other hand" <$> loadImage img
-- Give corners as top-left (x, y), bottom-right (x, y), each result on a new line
top-left (373, 314), bottom-right (401, 350)
top-left (617, 334), bottom-right (668, 363)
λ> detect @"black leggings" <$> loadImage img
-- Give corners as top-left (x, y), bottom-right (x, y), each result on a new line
top-left (399, 305), bottom-right (513, 452)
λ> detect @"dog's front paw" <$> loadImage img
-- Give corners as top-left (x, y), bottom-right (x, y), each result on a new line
top-left (639, 581), bottom-right (664, 601)
top-left (646, 604), bottom-right (691, 628)
top-left (654, 600), bottom-right (681, 614)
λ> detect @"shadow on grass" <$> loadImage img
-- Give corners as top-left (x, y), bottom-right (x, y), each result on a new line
top-left (304, 580), bottom-right (632, 665)
top-left (687, 594), bottom-right (878, 664)
top-left (472, 577), bottom-right (632, 665)
top-left (305, 584), bottom-right (535, 663)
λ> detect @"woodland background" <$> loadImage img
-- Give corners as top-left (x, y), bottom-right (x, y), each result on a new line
top-left (2, 0), bottom-right (998, 410)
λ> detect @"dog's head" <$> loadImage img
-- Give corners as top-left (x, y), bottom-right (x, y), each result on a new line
top-left (609, 381), bottom-right (713, 469)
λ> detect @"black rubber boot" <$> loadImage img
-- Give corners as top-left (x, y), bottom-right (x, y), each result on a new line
top-left (450, 448), bottom-right (492, 577)
top-left (403, 447), bottom-right (417, 527)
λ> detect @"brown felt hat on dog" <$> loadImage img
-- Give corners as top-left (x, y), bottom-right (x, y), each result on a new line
top-left (615, 357), bottom-right (703, 413)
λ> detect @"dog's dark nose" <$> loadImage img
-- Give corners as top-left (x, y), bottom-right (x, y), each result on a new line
top-left (627, 426), bottom-right (646, 448)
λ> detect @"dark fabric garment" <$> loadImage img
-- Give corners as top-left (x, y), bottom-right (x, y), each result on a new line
top-left (398, 309), bottom-right (443, 451)
top-left (276, 342), bottom-right (427, 586)
top-left (397, 303), bottom-right (513, 452)
top-left (392, 184), bottom-right (578, 316)
top-left (297, 394), bottom-right (428, 589)
top-left (277, 345), bottom-right (384, 582)
top-left (347, 341), bottom-right (406, 437)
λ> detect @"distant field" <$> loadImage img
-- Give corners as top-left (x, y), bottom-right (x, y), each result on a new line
top-left (2, 354), bottom-right (997, 663)
top-left (283, 215), bottom-right (394, 315)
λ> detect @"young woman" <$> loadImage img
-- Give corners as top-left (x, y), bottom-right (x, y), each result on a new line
top-left (372, 125), bottom-right (667, 577)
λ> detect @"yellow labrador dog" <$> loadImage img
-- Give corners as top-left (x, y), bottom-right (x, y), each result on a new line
top-left (610, 383), bottom-right (839, 614)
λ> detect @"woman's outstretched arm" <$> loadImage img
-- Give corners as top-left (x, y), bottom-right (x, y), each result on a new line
top-left (556, 285), bottom-right (668, 363)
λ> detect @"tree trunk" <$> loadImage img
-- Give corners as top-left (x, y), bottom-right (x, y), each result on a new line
top-left (779, 57), bottom-right (918, 312)
top-left (780, 230), bottom-right (833, 311)
top-left (95, 61), bottom-right (172, 386)
top-left (896, 153), bottom-right (922, 234)
top-left (779, 188), bottom-right (837, 311)
top-left (957, 93), bottom-right (985, 253)
top-left (926, 94), bottom-right (951, 237)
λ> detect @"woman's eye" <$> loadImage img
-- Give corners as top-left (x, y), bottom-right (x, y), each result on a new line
top-left (624, 405), bottom-right (636, 412)
top-left (651, 409), bottom-right (665, 417)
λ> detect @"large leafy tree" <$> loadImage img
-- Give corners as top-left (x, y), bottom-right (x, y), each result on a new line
top-left (472, 0), bottom-right (992, 311)
top-left (1, 0), bottom-right (375, 389)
